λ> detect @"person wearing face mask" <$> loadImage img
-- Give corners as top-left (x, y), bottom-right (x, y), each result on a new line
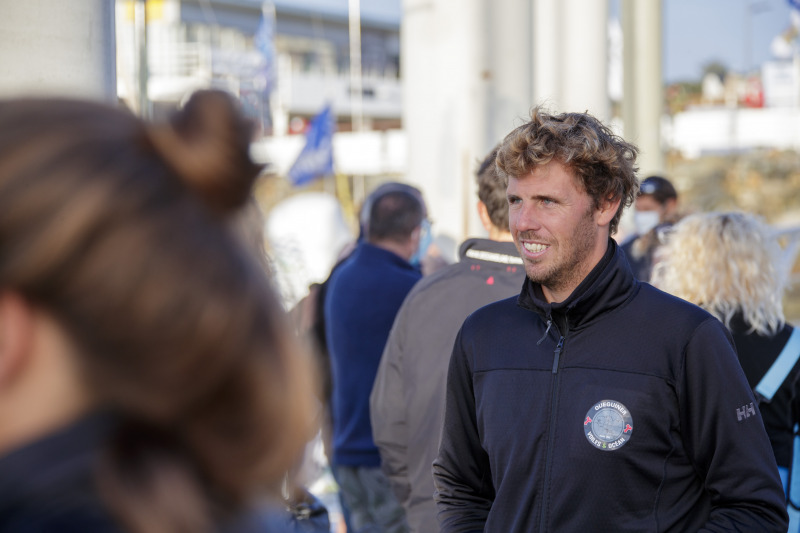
top-left (620, 175), bottom-right (680, 281)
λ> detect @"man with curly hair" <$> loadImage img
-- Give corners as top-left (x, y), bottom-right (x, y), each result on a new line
top-left (432, 107), bottom-right (788, 532)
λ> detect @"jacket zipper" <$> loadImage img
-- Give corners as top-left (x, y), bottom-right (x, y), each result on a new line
top-left (539, 317), bottom-right (568, 532)
top-left (552, 336), bottom-right (564, 373)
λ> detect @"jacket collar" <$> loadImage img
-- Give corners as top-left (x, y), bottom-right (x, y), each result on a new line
top-left (458, 238), bottom-right (522, 266)
top-left (517, 238), bottom-right (638, 331)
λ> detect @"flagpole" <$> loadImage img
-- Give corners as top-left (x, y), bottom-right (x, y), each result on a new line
top-left (348, 0), bottom-right (364, 134)
top-left (335, 173), bottom-right (357, 231)
top-left (348, 0), bottom-right (366, 209)
top-left (135, 0), bottom-right (151, 118)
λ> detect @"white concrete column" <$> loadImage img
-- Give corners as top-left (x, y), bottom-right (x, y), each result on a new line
top-left (485, 0), bottom-right (536, 140)
top-left (533, 0), bottom-right (610, 121)
top-left (622, 0), bottom-right (663, 175)
top-left (404, 0), bottom-right (540, 252)
top-left (0, 0), bottom-right (116, 101)
top-left (533, 0), bottom-right (561, 111)
top-left (561, 0), bottom-right (609, 120)
top-left (402, 0), bottom-right (486, 256)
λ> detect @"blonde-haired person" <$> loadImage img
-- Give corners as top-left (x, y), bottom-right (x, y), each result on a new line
top-left (0, 91), bottom-right (314, 532)
top-left (652, 211), bottom-right (799, 494)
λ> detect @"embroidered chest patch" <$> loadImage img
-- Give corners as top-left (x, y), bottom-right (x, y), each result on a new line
top-left (583, 399), bottom-right (633, 451)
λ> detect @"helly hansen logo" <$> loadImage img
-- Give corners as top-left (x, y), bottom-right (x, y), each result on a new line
top-left (736, 402), bottom-right (757, 422)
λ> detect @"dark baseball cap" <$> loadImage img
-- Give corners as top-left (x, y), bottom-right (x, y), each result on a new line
top-left (638, 175), bottom-right (677, 204)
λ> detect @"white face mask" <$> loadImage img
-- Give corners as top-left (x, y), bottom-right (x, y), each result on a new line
top-left (634, 210), bottom-right (661, 235)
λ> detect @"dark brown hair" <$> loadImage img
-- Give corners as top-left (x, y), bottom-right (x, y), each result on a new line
top-left (476, 145), bottom-right (509, 231)
top-left (0, 91), bottom-right (313, 531)
top-left (496, 106), bottom-right (639, 234)
top-left (367, 189), bottom-right (424, 243)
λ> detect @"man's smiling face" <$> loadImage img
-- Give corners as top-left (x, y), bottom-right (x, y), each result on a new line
top-left (507, 160), bottom-right (611, 303)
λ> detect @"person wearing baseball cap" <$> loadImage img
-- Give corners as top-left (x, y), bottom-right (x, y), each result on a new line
top-left (621, 175), bottom-right (680, 281)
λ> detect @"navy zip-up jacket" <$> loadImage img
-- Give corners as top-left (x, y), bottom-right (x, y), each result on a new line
top-left (433, 240), bottom-right (788, 532)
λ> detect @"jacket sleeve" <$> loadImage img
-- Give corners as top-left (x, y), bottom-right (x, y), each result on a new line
top-left (680, 318), bottom-right (789, 532)
top-left (432, 325), bottom-right (494, 532)
top-left (370, 307), bottom-right (411, 505)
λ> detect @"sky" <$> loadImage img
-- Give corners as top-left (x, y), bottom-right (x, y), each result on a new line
top-left (661, 0), bottom-right (796, 83)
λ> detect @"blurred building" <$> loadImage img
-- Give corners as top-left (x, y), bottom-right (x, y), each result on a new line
top-left (116, 0), bottom-right (401, 131)
top-left (0, 0), bottom-right (116, 101)
top-left (116, 0), bottom-right (408, 226)
top-left (666, 56), bottom-right (800, 159)
top-left (116, 0), bottom-right (660, 254)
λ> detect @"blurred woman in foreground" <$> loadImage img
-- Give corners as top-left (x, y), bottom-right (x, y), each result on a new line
top-left (652, 211), bottom-right (799, 493)
top-left (0, 91), bottom-right (313, 532)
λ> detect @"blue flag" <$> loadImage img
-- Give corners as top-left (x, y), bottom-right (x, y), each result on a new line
top-left (287, 105), bottom-right (335, 186)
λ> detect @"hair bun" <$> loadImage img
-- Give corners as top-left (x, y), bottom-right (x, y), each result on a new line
top-left (148, 90), bottom-right (263, 214)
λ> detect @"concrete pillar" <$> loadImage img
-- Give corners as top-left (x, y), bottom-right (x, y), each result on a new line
top-left (561, 0), bottom-right (609, 119)
top-left (485, 0), bottom-right (536, 145)
top-left (622, 0), bottom-right (663, 175)
top-left (403, 0), bottom-right (537, 253)
top-left (533, 0), bottom-right (561, 111)
top-left (0, 0), bottom-right (116, 101)
top-left (402, 0), bottom-right (486, 256)
top-left (533, 0), bottom-right (610, 121)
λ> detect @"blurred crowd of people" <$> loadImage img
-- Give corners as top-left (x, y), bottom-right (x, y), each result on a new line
top-left (1, 90), bottom-right (800, 533)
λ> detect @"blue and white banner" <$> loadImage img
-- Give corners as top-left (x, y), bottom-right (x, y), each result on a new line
top-left (287, 105), bottom-right (335, 186)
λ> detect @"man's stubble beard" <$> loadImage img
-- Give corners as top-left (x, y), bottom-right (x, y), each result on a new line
top-left (524, 206), bottom-right (598, 296)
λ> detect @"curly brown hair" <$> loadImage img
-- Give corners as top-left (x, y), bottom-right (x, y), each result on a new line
top-left (495, 106), bottom-right (639, 234)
